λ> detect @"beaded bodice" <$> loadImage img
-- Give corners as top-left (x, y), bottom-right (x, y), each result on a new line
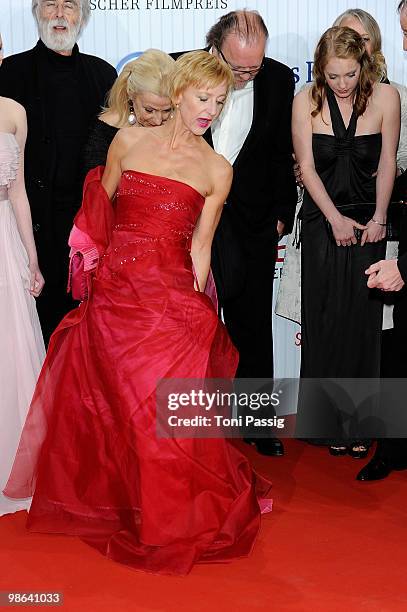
top-left (110, 170), bottom-right (205, 267)
top-left (0, 133), bottom-right (19, 200)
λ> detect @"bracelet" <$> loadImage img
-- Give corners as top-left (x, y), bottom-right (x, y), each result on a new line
top-left (371, 218), bottom-right (387, 226)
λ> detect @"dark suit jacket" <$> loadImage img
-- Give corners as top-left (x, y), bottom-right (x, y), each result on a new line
top-left (172, 51), bottom-right (296, 249)
top-left (395, 172), bottom-right (407, 281)
top-left (0, 40), bottom-right (117, 236)
top-left (398, 255), bottom-right (407, 281)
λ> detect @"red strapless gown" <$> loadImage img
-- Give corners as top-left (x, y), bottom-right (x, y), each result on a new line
top-left (4, 169), bottom-right (271, 575)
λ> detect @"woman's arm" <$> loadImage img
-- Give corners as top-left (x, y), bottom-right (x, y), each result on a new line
top-left (8, 103), bottom-right (44, 297)
top-left (191, 158), bottom-right (232, 291)
top-left (292, 90), bottom-right (366, 246)
top-left (361, 84), bottom-right (400, 245)
top-left (101, 130), bottom-right (128, 199)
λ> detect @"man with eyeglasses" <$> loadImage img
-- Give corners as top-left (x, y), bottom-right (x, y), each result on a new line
top-left (194, 11), bottom-right (297, 456)
top-left (0, 0), bottom-right (116, 344)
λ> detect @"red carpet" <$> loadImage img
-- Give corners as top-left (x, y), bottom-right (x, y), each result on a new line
top-left (0, 439), bottom-right (406, 612)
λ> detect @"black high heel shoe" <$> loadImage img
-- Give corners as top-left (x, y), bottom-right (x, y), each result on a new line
top-left (329, 445), bottom-right (348, 456)
top-left (348, 442), bottom-right (370, 459)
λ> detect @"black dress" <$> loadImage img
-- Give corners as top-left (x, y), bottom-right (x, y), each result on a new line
top-left (82, 118), bottom-right (119, 179)
top-left (301, 88), bottom-right (386, 379)
top-left (297, 88), bottom-right (386, 441)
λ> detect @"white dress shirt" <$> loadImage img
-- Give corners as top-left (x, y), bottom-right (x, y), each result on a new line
top-left (211, 80), bottom-right (254, 165)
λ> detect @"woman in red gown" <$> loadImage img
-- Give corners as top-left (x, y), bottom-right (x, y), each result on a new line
top-left (4, 51), bottom-right (271, 575)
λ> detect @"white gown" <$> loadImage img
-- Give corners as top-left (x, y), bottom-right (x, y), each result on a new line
top-left (0, 132), bottom-right (45, 516)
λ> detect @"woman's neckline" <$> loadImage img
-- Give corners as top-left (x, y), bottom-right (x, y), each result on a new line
top-left (121, 169), bottom-right (205, 200)
top-left (312, 132), bottom-right (381, 138)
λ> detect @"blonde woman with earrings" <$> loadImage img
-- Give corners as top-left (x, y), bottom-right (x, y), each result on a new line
top-left (82, 49), bottom-right (175, 177)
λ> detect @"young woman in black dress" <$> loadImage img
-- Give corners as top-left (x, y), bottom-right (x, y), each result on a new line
top-left (293, 27), bottom-right (400, 456)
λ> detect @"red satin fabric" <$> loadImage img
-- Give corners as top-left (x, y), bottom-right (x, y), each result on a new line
top-left (4, 169), bottom-right (271, 575)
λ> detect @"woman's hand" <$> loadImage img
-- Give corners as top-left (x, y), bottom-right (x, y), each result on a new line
top-left (329, 214), bottom-right (367, 247)
top-left (292, 153), bottom-right (303, 187)
top-left (29, 262), bottom-right (45, 297)
top-left (361, 219), bottom-right (387, 246)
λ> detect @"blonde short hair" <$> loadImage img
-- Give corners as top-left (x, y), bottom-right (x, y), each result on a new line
top-left (333, 8), bottom-right (387, 82)
top-left (169, 51), bottom-right (234, 103)
top-left (102, 49), bottom-right (175, 128)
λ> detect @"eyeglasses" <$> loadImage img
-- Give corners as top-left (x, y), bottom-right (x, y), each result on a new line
top-left (217, 48), bottom-right (264, 78)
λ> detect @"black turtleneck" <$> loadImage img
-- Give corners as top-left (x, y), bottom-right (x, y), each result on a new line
top-left (0, 36), bottom-right (117, 225)
top-left (38, 41), bottom-right (87, 209)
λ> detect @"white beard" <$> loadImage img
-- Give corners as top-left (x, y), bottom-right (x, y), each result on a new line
top-left (38, 17), bottom-right (81, 53)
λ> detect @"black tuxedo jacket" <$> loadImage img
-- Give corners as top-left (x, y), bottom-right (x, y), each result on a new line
top-left (172, 51), bottom-right (297, 253)
top-left (0, 40), bottom-right (117, 234)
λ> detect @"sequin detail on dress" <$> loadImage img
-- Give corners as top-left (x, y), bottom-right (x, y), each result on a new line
top-left (4, 168), bottom-right (271, 573)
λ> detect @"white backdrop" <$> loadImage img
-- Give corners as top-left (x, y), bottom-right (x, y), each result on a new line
top-left (0, 0), bottom-right (405, 377)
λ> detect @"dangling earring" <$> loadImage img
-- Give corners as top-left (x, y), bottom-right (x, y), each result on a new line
top-left (128, 101), bottom-right (137, 125)
top-left (170, 102), bottom-right (180, 120)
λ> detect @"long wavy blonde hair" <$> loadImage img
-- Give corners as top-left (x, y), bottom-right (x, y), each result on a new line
top-left (333, 8), bottom-right (387, 82)
top-left (311, 27), bottom-right (374, 119)
top-left (101, 49), bottom-right (175, 128)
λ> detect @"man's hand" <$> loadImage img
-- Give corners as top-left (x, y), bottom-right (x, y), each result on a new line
top-left (277, 220), bottom-right (285, 240)
top-left (365, 259), bottom-right (405, 291)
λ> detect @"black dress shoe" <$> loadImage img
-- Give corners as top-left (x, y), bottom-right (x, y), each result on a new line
top-left (348, 442), bottom-right (370, 460)
top-left (244, 438), bottom-right (285, 456)
top-left (328, 445), bottom-right (348, 456)
top-left (356, 457), bottom-right (391, 481)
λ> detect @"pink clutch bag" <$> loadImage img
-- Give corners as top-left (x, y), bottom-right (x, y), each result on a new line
top-left (67, 226), bottom-right (99, 302)
top-left (68, 252), bottom-right (87, 302)
top-left (66, 166), bottom-right (114, 301)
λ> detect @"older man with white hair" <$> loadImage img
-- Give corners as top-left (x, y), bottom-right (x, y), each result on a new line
top-left (0, 0), bottom-right (116, 343)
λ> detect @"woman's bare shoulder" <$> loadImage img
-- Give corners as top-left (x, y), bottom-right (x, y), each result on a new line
top-left (114, 125), bottom-right (146, 147)
top-left (293, 84), bottom-right (315, 119)
top-left (214, 152), bottom-right (232, 179)
top-left (0, 96), bottom-right (26, 120)
top-left (295, 82), bottom-right (313, 100)
top-left (293, 85), bottom-right (314, 114)
top-left (205, 149), bottom-right (232, 197)
top-left (201, 141), bottom-right (231, 177)
top-left (298, 81), bottom-right (313, 94)
top-left (373, 81), bottom-right (400, 104)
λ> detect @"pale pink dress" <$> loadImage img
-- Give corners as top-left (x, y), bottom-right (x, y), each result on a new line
top-left (0, 132), bottom-right (45, 516)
